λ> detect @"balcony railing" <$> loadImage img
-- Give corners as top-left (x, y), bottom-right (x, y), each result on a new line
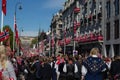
top-left (74, 33), bottom-right (103, 43)
top-left (58, 37), bottom-right (72, 46)
top-left (74, 7), bottom-right (80, 13)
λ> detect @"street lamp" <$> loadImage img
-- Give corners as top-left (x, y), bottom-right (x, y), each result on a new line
top-left (15, 2), bottom-right (22, 16)
top-left (13, 2), bottom-right (22, 56)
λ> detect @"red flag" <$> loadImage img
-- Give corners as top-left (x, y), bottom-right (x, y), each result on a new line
top-left (14, 15), bottom-right (19, 45)
top-left (39, 41), bottom-right (44, 53)
top-left (74, 20), bottom-right (77, 34)
top-left (51, 32), bottom-right (55, 47)
top-left (64, 27), bottom-right (66, 44)
top-left (2, 0), bottom-right (6, 15)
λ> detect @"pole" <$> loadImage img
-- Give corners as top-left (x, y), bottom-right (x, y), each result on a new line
top-left (64, 39), bottom-right (66, 55)
top-left (49, 37), bottom-right (51, 57)
top-left (73, 11), bottom-right (76, 56)
top-left (13, 2), bottom-right (22, 55)
top-left (64, 27), bottom-right (66, 55)
top-left (13, 14), bottom-right (16, 52)
top-left (1, 12), bottom-right (4, 45)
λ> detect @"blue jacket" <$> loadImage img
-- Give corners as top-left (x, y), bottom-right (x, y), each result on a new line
top-left (83, 57), bottom-right (107, 80)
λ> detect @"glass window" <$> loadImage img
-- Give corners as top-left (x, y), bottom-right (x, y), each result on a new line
top-left (106, 45), bottom-right (110, 57)
top-left (106, 22), bottom-right (110, 40)
top-left (114, 44), bottom-right (120, 56)
top-left (114, 0), bottom-right (119, 16)
top-left (114, 20), bottom-right (119, 39)
top-left (106, 1), bottom-right (111, 18)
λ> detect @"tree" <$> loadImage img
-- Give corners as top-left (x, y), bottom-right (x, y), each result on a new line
top-left (30, 37), bottom-right (38, 48)
top-left (2, 25), bottom-right (14, 50)
top-left (38, 31), bottom-right (47, 42)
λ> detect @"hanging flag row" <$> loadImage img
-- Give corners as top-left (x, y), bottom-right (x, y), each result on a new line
top-left (0, 29), bottom-right (9, 42)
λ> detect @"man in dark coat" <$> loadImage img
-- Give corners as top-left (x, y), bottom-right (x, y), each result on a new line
top-left (110, 55), bottom-right (120, 80)
top-left (32, 57), bottom-right (41, 80)
top-left (40, 59), bottom-right (52, 80)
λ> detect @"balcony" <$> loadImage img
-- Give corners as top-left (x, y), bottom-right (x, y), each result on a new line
top-left (76, 22), bottom-right (80, 27)
top-left (58, 37), bottom-right (72, 46)
top-left (74, 33), bottom-right (103, 43)
top-left (74, 7), bottom-right (80, 13)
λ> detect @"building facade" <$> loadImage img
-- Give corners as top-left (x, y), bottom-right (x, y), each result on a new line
top-left (60, 0), bottom-right (103, 55)
top-left (103, 0), bottom-right (120, 57)
top-left (50, 0), bottom-right (120, 57)
top-left (50, 10), bottom-right (63, 55)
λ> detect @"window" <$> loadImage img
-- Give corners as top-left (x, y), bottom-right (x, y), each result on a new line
top-left (114, 0), bottom-right (119, 16)
top-left (106, 45), bottom-right (110, 57)
top-left (114, 44), bottom-right (120, 56)
top-left (106, 23), bottom-right (110, 40)
top-left (106, 1), bottom-right (111, 18)
top-left (59, 24), bottom-right (62, 29)
top-left (114, 20), bottom-right (119, 39)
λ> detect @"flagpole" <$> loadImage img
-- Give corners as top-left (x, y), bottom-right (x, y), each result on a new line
top-left (13, 2), bottom-right (22, 55)
top-left (64, 28), bottom-right (66, 55)
top-left (1, 11), bottom-right (4, 45)
top-left (64, 38), bottom-right (66, 55)
top-left (73, 11), bottom-right (76, 56)
top-left (13, 15), bottom-right (15, 52)
top-left (49, 35), bottom-right (51, 57)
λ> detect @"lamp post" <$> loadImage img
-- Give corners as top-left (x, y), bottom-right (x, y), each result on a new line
top-left (19, 27), bottom-right (23, 55)
top-left (13, 2), bottom-right (22, 56)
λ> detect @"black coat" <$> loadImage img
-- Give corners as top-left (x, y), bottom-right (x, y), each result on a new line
top-left (40, 63), bottom-right (52, 80)
top-left (110, 59), bottom-right (120, 79)
top-left (58, 62), bottom-right (66, 80)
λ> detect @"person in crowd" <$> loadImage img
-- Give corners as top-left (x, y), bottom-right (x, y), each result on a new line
top-left (81, 48), bottom-right (107, 80)
top-left (58, 55), bottom-right (66, 80)
top-left (55, 55), bottom-right (61, 79)
top-left (110, 55), bottom-right (120, 80)
top-left (63, 55), bottom-right (78, 80)
top-left (50, 57), bottom-right (57, 80)
top-left (0, 45), bottom-right (17, 80)
top-left (26, 56), bottom-right (37, 80)
top-left (74, 55), bottom-right (82, 80)
top-left (103, 57), bottom-right (111, 79)
top-left (31, 56), bottom-right (41, 80)
top-left (40, 57), bottom-right (52, 80)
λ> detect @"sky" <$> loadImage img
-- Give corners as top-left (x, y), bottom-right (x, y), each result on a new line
top-left (0, 0), bottom-right (65, 36)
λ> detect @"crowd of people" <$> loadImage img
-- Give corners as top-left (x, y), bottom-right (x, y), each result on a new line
top-left (0, 45), bottom-right (120, 80)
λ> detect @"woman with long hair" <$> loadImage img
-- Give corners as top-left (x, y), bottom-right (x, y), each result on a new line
top-left (81, 48), bottom-right (107, 80)
top-left (0, 45), bottom-right (17, 80)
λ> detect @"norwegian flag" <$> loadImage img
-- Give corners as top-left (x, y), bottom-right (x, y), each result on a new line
top-left (64, 27), bottom-right (67, 44)
top-left (0, 28), bottom-right (9, 42)
top-left (39, 40), bottom-right (44, 53)
top-left (2, 0), bottom-right (6, 15)
top-left (74, 20), bottom-right (77, 34)
top-left (14, 15), bottom-right (19, 45)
